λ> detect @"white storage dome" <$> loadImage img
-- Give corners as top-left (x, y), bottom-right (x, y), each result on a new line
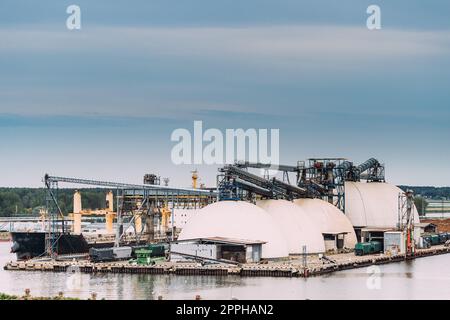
top-left (345, 182), bottom-right (420, 228)
top-left (178, 201), bottom-right (289, 259)
top-left (256, 199), bottom-right (325, 254)
top-left (294, 198), bottom-right (357, 249)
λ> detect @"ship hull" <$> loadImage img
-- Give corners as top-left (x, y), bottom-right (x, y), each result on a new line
top-left (10, 232), bottom-right (113, 260)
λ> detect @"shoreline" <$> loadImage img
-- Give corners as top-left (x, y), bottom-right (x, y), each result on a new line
top-left (4, 245), bottom-right (450, 278)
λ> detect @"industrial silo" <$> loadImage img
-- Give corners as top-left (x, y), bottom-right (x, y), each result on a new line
top-left (256, 199), bottom-right (325, 254)
top-left (294, 198), bottom-right (357, 250)
top-left (345, 181), bottom-right (420, 229)
top-left (178, 201), bottom-right (289, 259)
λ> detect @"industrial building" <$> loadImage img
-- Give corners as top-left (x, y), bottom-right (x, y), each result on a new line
top-left (174, 158), bottom-right (421, 261)
top-left (21, 157), bottom-right (427, 262)
top-left (256, 199), bottom-right (325, 254)
top-left (294, 198), bottom-right (357, 251)
top-left (178, 201), bottom-right (289, 259)
top-left (170, 237), bottom-right (264, 263)
top-left (345, 181), bottom-right (420, 230)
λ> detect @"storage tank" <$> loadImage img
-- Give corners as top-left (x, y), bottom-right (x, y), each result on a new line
top-left (256, 199), bottom-right (325, 254)
top-left (178, 201), bottom-right (289, 259)
top-left (294, 198), bottom-right (357, 249)
top-left (345, 182), bottom-right (420, 228)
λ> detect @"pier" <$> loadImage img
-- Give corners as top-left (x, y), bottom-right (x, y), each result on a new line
top-left (4, 245), bottom-right (450, 278)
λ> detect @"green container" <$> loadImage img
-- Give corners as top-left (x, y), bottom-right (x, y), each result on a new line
top-left (355, 241), bottom-right (382, 256)
top-left (355, 242), bottom-right (371, 255)
top-left (430, 234), bottom-right (440, 245)
top-left (147, 244), bottom-right (166, 257)
top-left (371, 241), bottom-right (382, 253)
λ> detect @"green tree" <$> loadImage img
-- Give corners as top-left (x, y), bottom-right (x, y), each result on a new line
top-left (414, 196), bottom-right (428, 216)
top-left (0, 191), bottom-right (23, 216)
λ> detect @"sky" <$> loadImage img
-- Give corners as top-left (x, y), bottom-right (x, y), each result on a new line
top-left (1, 1), bottom-right (450, 187)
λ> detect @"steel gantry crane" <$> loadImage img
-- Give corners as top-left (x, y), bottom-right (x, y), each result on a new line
top-left (43, 174), bottom-right (217, 256)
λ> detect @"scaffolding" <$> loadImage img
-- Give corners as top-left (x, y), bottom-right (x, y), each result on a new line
top-left (398, 190), bottom-right (416, 257)
top-left (43, 174), bottom-right (217, 256)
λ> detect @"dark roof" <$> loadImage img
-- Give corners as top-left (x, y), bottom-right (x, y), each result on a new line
top-left (416, 222), bottom-right (437, 228)
top-left (172, 236), bottom-right (266, 246)
top-left (322, 231), bottom-right (348, 235)
top-left (361, 227), bottom-right (395, 232)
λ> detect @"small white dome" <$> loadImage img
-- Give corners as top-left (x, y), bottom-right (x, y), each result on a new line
top-left (178, 201), bottom-right (289, 258)
top-left (345, 182), bottom-right (420, 228)
top-left (256, 199), bottom-right (325, 254)
top-left (294, 198), bottom-right (357, 249)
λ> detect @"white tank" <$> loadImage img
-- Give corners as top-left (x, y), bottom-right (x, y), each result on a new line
top-left (178, 201), bottom-right (289, 259)
top-left (294, 198), bottom-right (357, 249)
top-left (345, 182), bottom-right (420, 228)
top-left (256, 199), bottom-right (325, 254)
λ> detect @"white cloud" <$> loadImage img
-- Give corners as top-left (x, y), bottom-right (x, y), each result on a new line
top-left (2, 25), bottom-right (449, 63)
top-left (1, 25), bottom-right (450, 118)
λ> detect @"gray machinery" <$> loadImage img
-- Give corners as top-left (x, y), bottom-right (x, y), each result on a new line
top-left (224, 157), bottom-right (385, 212)
top-left (217, 164), bottom-right (307, 201)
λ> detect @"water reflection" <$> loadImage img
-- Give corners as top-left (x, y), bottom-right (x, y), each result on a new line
top-left (1, 242), bottom-right (450, 300)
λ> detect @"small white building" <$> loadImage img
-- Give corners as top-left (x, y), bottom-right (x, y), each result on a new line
top-left (170, 237), bottom-right (265, 263)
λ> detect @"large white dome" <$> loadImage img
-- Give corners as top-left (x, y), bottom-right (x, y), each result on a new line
top-left (345, 182), bottom-right (420, 228)
top-left (256, 199), bottom-right (325, 254)
top-left (294, 198), bottom-right (357, 249)
top-left (178, 200), bottom-right (289, 258)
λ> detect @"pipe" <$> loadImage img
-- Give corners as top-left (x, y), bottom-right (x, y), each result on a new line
top-left (357, 158), bottom-right (380, 173)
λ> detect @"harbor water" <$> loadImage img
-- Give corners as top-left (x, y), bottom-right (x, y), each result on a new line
top-left (1, 242), bottom-right (450, 300)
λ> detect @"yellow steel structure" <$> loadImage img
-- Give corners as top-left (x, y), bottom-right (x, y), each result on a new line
top-left (191, 170), bottom-right (198, 189)
top-left (69, 190), bottom-right (117, 234)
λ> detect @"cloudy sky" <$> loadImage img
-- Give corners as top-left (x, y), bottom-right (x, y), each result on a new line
top-left (1, 1), bottom-right (450, 187)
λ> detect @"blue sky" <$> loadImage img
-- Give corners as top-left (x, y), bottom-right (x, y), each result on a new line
top-left (1, 1), bottom-right (450, 187)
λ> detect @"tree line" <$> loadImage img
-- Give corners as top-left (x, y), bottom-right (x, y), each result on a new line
top-left (0, 186), bottom-right (448, 217)
top-left (0, 188), bottom-right (109, 217)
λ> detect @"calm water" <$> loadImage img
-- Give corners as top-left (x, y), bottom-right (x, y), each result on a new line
top-left (1, 242), bottom-right (450, 300)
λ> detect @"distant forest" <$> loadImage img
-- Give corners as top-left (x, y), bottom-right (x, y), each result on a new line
top-left (397, 186), bottom-right (450, 199)
top-left (0, 188), bottom-right (109, 217)
top-left (0, 186), bottom-right (449, 217)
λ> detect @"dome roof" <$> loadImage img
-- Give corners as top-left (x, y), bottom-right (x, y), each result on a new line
top-left (294, 198), bottom-right (357, 249)
top-left (256, 199), bottom-right (325, 254)
top-left (178, 201), bottom-right (289, 258)
top-left (345, 182), bottom-right (420, 228)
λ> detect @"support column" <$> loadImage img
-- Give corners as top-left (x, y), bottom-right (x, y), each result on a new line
top-left (106, 213), bottom-right (115, 234)
top-left (135, 214), bottom-right (142, 234)
top-left (73, 213), bottom-right (82, 234)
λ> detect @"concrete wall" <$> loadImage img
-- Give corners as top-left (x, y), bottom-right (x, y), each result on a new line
top-left (324, 239), bottom-right (337, 252)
